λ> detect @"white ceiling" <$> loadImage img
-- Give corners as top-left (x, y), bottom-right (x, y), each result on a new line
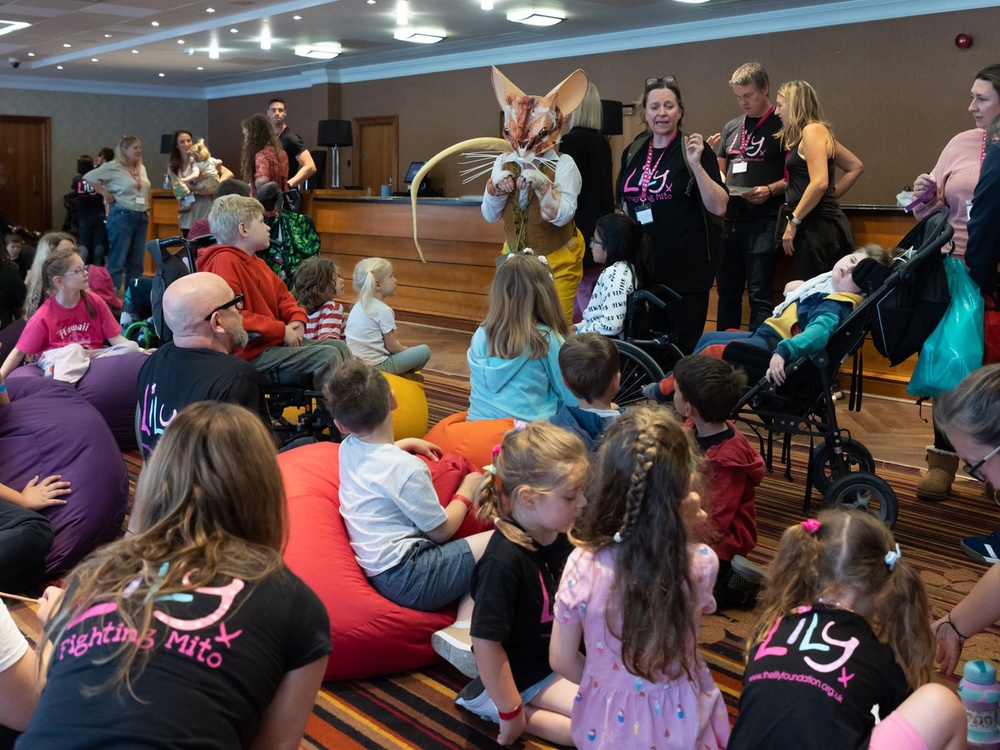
top-left (0, 0), bottom-right (995, 98)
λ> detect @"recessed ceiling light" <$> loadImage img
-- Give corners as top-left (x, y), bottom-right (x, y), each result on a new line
top-left (393, 28), bottom-right (445, 43)
top-left (209, 43), bottom-right (220, 59)
top-left (367, 0), bottom-right (375, 4)
top-left (197, 66), bottom-right (204, 70)
top-left (506, 9), bottom-right (564, 25)
top-left (104, 34), bottom-right (112, 38)
top-left (27, 52), bottom-right (34, 57)
top-left (206, 7), bottom-right (216, 12)
top-left (260, 25), bottom-right (271, 50)
top-left (230, 28), bottom-right (238, 34)
top-left (151, 21), bottom-right (160, 27)
top-left (56, 65), bottom-right (63, 70)
top-left (158, 72), bottom-right (165, 77)
top-left (91, 57), bottom-right (98, 62)
top-left (396, 0), bottom-right (408, 25)
top-left (0, 20), bottom-right (30, 38)
top-left (63, 43), bottom-right (71, 48)
top-left (177, 39), bottom-right (185, 44)
top-left (292, 15), bottom-right (302, 20)
top-left (294, 41), bottom-right (341, 59)
top-left (481, 0), bottom-right (493, 8)
top-left (131, 49), bottom-right (139, 54)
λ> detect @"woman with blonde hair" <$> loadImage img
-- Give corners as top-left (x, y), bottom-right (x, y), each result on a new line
top-left (18, 401), bottom-right (331, 749)
top-left (240, 113), bottom-right (288, 207)
top-left (82, 135), bottom-right (150, 294)
top-left (775, 81), bottom-right (863, 279)
top-left (23, 231), bottom-right (75, 318)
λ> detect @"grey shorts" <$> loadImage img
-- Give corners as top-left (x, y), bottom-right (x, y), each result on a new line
top-left (368, 537), bottom-right (474, 611)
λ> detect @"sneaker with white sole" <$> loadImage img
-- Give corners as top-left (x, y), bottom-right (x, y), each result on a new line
top-left (455, 677), bottom-right (494, 719)
top-left (961, 529), bottom-right (1000, 565)
top-left (431, 622), bottom-right (478, 678)
top-left (730, 555), bottom-right (769, 587)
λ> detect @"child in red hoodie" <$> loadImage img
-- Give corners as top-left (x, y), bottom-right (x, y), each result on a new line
top-left (673, 354), bottom-right (767, 607)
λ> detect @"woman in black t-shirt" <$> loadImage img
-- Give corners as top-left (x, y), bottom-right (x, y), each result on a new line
top-left (616, 77), bottom-right (727, 353)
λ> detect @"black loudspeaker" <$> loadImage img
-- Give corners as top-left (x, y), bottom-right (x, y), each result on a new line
top-left (304, 150), bottom-right (326, 190)
top-left (600, 100), bottom-right (624, 136)
top-left (160, 133), bottom-right (174, 154)
top-left (317, 120), bottom-right (353, 147)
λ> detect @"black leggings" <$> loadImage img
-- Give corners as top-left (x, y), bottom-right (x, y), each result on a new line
top-left (0, 501), bottom-right (53, 594)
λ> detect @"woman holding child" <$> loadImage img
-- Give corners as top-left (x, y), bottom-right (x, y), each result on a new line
top-left (167, 130), bottom-right (220, 237)
top-left (617, 76), bottom-right (728, 354)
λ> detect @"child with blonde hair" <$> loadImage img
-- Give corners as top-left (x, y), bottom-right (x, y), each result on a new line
top-left (729, 510), bottom-right (966, 750)
top-left (293, 256), bottom-right (346, 340)
top-left (454, 422), bottom-right (588, 747)
top-left (345, 257), bottom-right (430, 377)
top-left (550, 404), bottom-right (730, 749)
top-left (468, 253), bottom-right (577, 421)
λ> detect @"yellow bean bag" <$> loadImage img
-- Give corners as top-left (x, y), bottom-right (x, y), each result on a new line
top-left (383, 372), bottom-right (429, 440)
top-left (424, 410), bottom-right (515, 468)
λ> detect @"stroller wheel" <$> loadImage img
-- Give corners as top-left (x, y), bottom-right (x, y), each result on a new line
top-left (811, 438), bottom-right (875, 493)
top-left (823, 472), bottom-right (898, 528)
top-left (613, 340), bottom-right (664, 406)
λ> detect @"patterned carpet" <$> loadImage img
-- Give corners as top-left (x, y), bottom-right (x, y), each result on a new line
top-left (7, 368), bottom-right (1000, 749)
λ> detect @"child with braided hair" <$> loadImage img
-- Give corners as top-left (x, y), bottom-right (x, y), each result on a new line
top-left (549, 404), bottom-right (730, 749)
top-left (455, 421), bottom-right (588, 747)
top-left (729, 509), bottom-right (966, 750)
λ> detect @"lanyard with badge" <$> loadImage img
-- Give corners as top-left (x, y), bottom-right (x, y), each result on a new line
top-left (128, 166), bottom-right (146, 206)
top-left (967, 129), bottom-right (988, 221)
top-left (635, 131), bottom-right (676, 225)
top-left (731, 108), bottom-right (774, 175)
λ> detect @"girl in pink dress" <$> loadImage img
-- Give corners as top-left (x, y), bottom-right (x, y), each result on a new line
top-left (550, 404), bottom-right (730, 749)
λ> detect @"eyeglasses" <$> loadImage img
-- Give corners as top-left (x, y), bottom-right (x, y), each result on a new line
top-left (965, 444), bottom-right (1000, 482)
top-left (645, 75), bottom-right (678, 88)
top-left (204, 293), bottom-right (245, 321)
top-left (62, 265), bottom-right (90, 277)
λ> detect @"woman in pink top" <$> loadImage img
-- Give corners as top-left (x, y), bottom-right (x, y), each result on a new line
top-left (911, 63), bottom-right (1000, 503)
top-left (240, 114), bottom-right (288, 216)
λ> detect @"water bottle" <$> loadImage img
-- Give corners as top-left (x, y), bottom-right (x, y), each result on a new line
top-left (960, 660), bottom-right (1000, 750)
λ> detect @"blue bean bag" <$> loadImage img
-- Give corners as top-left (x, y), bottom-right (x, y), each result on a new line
top-left (0, 378), bottom-right (128, 576)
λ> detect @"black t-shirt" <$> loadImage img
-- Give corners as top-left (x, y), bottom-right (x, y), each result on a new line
top-left (279, 127), bottom-right (307, 182)
top-left (17, 568), bottom-right (331, 749)
top-left (73, 176), bottom-right (106, 218)
top-left (137, 343), bottom-right (269, 458)
top-left (616, 133), bottom-right (724, 292)
top-left (470, 531), bottom-right (574, 691)
top-left (559, 126), bottom-right (614, 267)
top-left (715, 110), bottom-right (785, 221)
top-left (0, 262), bottom-right (26, 329)
top-left (729, 604), bottom-right (910, 750)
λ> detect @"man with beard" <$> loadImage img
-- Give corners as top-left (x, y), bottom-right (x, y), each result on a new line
top-left (136, 271), bottom-right (269, 459)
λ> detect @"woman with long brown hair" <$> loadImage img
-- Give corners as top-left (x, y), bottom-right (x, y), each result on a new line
top-left (18, 401), bottom-right (330, 749)
top-left (240, 113), bottom-right (288, 205)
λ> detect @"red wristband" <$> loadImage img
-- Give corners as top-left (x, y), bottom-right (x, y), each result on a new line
top-left (498, 702), bottom-right (523, 721)
top-left (452, 493), bottom-right (472, 510)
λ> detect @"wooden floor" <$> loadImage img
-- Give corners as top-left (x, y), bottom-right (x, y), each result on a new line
top-left (398, 320), bottom-right (934, 471)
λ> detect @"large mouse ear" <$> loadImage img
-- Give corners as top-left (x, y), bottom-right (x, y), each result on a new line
top-left (491, 66), bottom-right (526, 108)
top-left (547, 69), bottom-right (589, 115)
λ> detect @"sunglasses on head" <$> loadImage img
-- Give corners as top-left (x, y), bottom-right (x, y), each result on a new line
top-left (645, 75), bottom-right (678, 88)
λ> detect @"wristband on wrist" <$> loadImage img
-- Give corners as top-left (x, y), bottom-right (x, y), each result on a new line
top-left (790, 214), bottom-right (802, 226)
top-left (498, 702), bottom-right (523, 721)
top-left (766, 185), bottom-right (773, 198)
top-left (945, 612), bottom-right (970, 641)
top-left (452, 493), bottom-right (472, 510)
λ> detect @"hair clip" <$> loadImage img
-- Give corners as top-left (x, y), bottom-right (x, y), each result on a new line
top-left (513, 420), bottom-right (527, 432)
top-left (491, 443), bottom-right (502, 460)
top-left (482, 463), bottom-right (496, 476)
top-left (613, 531), bottom-right (624, 544)
top-left (884, 543), bottom-right (901, 571)
top-left (801, 518), bottom-right (821, 534)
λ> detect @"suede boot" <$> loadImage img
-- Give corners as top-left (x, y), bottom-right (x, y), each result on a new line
top-left (915, 445), bottom-right (960, 501)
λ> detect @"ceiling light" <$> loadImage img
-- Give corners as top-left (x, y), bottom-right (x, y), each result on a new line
top-left (506, 9), bottom-right (564, 25)
top-left (131, 49), bottom-right (138, 54)
top-left (230, 28), bottom-right (238, 33)
top-left (104, 34), bottom-right (112, 38)
top-left (206, 7), bottom-right (216, 12)
top-left (293, 15), bottom-right (302, 20)
top-left (158, 72), bottom-right (165, 77)
top-left (56, 65), bottom-right (63, 70)
top-left (197, 66), bottom-right (204, 70)
top-left (396, 0), bottom-right (408, 25)
top-left (367, 0), bottom-right (376, 4)
top-left (91, 57), bottom-right (98, 62)
top-left (177, 39), bottom-right (185, 44)
top-left (151, 21), bottom-right (160, 27)
top-left (260, 25), bottom-right (271, 49)
top-left (27, 52), bottom-right (34, 57)
top-left (393, 28), bottom-right (445, 43)
top-left (674, 0), bottom-right (711, 3)
top-left (481, 0), bottom-right (494, 8)
top-left (209, 42), bottom-right (220, 59)
top-left (0, 20), bottom-right (30, 38)
top-left (294, 42), bottom-right (341, 59)
top-left (63, 43), bottom-right (71, 48)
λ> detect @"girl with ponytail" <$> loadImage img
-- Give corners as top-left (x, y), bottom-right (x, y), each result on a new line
top-left (549, 404), bottom-right (730, 749)
top-left (455, 421), bottom-right (589, 747)
top-left (730, 509), bottom-right (966, 750)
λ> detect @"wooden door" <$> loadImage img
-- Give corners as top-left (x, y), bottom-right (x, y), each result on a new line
top-left (0, 116), bottom-right (51, 234)
top-left (355, 116), bottom-right (398, 193)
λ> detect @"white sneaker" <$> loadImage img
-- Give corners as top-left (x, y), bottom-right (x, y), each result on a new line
top-left (431, 621), bottom-right (477, 678)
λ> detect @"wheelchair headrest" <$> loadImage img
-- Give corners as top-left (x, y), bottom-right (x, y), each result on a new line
top-left (852, 257), bottom-right (890, 295)
top-left (257, 182), bottom-right (280, 212)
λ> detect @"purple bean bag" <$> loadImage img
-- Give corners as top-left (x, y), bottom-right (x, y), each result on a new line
top-left (7, 351), bottom-right (146, 451)
top-left (0, 377), bottom-right (128, 576)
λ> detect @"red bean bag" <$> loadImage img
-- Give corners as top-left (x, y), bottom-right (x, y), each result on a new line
top-left (0, 377), bottom-right (129, 576)
top-left (7, 351), bottom-right (147, 451)
top-left (424, 410), bottom-right (516, 468)
top-left (278, 441), bottom-right (492, 680)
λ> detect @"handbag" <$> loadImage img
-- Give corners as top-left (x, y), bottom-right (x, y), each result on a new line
top-left (907, 255), bottom-right (984, 397)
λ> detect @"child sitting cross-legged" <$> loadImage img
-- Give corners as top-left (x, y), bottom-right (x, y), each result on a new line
top-left (324, 359), bottom-right (493, 664)
top-left (455, 422), bottom-right (589, 747)
top-left (672, 355), bottom-right (767, 607)
top-left (549, 332), bottom-right (622, 451)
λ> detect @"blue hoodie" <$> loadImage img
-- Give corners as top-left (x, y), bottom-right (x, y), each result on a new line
top-left (467, 325), bottom-right (578, 422)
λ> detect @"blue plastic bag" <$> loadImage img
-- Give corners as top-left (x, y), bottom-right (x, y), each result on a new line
top-left (907, 254), bottom-right (984, 398)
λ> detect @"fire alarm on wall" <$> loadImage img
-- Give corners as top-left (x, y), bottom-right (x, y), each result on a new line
top-left (955, 33), bottom-right (973, 49)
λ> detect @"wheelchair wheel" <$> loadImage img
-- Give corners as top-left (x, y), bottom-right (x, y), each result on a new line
top-left (810, 438), bottom-right (875, 493)
top-left (613, 340), bottom-right (664, 406)
top-left (823, 472), bottom-right (898, 528)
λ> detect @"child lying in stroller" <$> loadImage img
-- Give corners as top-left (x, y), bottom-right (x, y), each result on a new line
top-left (645, 244), bottom-right (891, 401)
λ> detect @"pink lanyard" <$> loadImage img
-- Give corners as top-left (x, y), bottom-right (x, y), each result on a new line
top-left (127, 166), bottom-right (143, 193)
top-left (981, 129), bottom-right (988, 170)
top-left (740, 108), bottom-right (774, 156)
top-left (640, 131), bottom-right (677, 202)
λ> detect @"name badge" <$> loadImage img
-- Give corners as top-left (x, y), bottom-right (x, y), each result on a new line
top-left (636, 206), bottom-right (654, 225)
top-left (135, 196), bottom-right (146, 205)
top-left (183, 194), bottom-right (196, 206)
top-left (967, 198), bottom-right (973, 221)
top-left (732, 160), bottom-right (748, 174)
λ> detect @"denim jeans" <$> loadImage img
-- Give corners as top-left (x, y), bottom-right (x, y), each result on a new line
top-left (106, 204), bottom-right (149, 292)
top-left (77, 213), bottom-right (108, 266)
top-left (715, 217), bottom-right (778, 331)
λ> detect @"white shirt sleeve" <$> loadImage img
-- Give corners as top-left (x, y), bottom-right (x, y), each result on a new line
top-left (0, 601), bottom-right (28, 673)
top-left (481, 151), bottom-right (581, 227)
top-left (576, 262), bottom-right (635, 336)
